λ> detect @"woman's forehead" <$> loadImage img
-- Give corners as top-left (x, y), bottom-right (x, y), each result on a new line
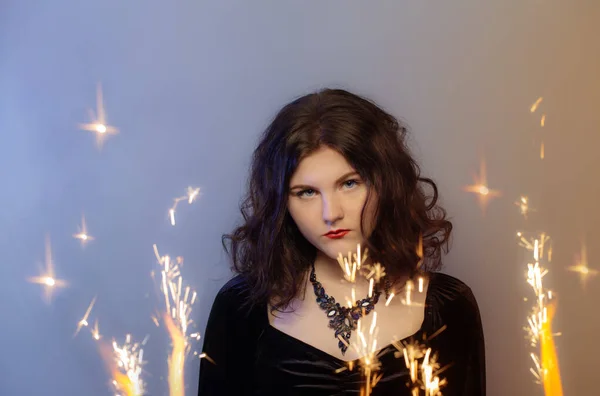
top-left (290, 148), bottom-right (355, 184)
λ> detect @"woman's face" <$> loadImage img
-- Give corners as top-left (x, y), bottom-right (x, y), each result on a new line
top-left (287, 146), bottom-right (378, 262)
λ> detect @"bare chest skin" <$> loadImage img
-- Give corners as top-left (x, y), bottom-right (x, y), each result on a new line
top-left (268, 275), bottom-right (429, 362)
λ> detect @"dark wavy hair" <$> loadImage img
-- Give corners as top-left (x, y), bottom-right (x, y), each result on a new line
top-left (222, 88), bottom-right (452, 312)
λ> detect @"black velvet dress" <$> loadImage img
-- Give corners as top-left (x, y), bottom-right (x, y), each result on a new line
top-left (198, 272), bottom-right (486, 395)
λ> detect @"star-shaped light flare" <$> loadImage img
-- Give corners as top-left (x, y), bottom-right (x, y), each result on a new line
top-left (78, 83), bottom-right (118, 149)
top-left (567, 243), bottom-right (598, 289)
top-left (27, 235), bottom-right (68, 304)
top-left (73, 214), bottom-right (94, 247)
top-left (463, 159), bottom-right (501, 213)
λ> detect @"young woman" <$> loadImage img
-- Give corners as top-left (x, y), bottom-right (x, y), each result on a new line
top-left (198, 89), bottom-right (486, 395)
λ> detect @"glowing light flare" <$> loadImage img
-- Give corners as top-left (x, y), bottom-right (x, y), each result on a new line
top-left (73, 214), bottom-right (94, 246)
top-left (567, 243), bottom-right (598, 289)
top-left (78, 83), bottom-right (119, 149)
top-left (463, 160), bottom-right (501, 213)
top-left (27, 236), bottom-right (68, 304)
top-left (91, 319), bottom-right (102, 340)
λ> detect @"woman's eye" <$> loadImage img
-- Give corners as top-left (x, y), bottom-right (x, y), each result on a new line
top-left (296, 189), bottom-right (316, 197)
top-left (343, 179), bottom-right (359, 188)
top-left (294, 180), bottom-right (359, 198)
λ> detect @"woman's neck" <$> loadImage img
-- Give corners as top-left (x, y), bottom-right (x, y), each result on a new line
top-left (311, 251), bottom-right (411, 300)
top-left (312, 251), bottom-right (373, 298)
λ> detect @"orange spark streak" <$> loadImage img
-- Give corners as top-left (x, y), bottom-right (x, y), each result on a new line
top-left (540, 301), bottom-right (563, 396)
top-left (164, 312), bottom-right (186, 396)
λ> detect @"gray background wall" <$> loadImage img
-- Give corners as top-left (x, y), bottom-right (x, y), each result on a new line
top-left (1, 1), bottom-right (598, 395)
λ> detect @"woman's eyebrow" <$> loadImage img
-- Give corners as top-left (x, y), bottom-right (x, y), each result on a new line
top-left (289, 171), bottom-right (359, 191)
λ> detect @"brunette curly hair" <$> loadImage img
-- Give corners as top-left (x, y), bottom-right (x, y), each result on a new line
top-left (222, 88), bottom-right (452, 312)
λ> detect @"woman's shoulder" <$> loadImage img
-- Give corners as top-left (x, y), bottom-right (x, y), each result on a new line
top-left (212, 274), bottom-right (252, 306)
top-left (422, 272), bottom-right (483, 338)
top-left (426, 271), bottom-right (481, 312)
top-left (209, 274), bottom-right (262, 320)
top-left (218, 274), bottom-right (251, 294)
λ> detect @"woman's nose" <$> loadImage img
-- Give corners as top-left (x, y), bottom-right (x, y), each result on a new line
top-left (322, 195), bottom-right (344, 224)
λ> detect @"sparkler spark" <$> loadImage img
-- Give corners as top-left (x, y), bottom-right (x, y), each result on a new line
top-left (540, 142), bottom-right (545, 159)
top-left (530, 97), bottom-right (544, 113)
top-left (335, 243), bottom-right (429, 395)
top-left (351, 314), bottom-right (384, 396)
top-left (73, 214), bottom-right (94, 246)
top-left (463, 160), bottom-right (501, 213)
top-left (153, 244), bottom-right (199, 396)
top-left (398, 278), bottom-right (426, 307)
top-left (567, 243), bottom-right (598, 289)
top-left (539, 301), bottom-right (562, 396)
top-left (27, 235), bottom-right (68, 304)
top-left (391, 328), bottom-right (448, 396)
top-left (416, 234), bottom-right (424, 270)
top-left (394, 236), bottom-right (426, 307)
top-left (168, 186), bottom-right (201, 226)
top-left (530, 97), bottom-right (547, 131)
top-left (520, 232), bottom-right (564, 395)
top-left (99, 334), bottom-right (148, 396)
top-left (335, 245), bottom-right (385, 395)
top-left (165, 312), bottom-right (187, 396)
top-left (91, 319), bottom-right (102, 340)
top-left (346, 239), bottom-right (437, 395)
top-left (78, 83), bottom-right (118, 149)
top-left (515, 196), bottom-right (535, 219)
top-left (74, 296), bottom-right (97, 337)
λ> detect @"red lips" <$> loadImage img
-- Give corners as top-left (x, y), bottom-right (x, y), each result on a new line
top-left (324, 229), bottom-right (350, 238)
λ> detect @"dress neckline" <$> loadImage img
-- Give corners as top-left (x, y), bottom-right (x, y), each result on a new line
top-left (263, 272), bottom-right (439, 364)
